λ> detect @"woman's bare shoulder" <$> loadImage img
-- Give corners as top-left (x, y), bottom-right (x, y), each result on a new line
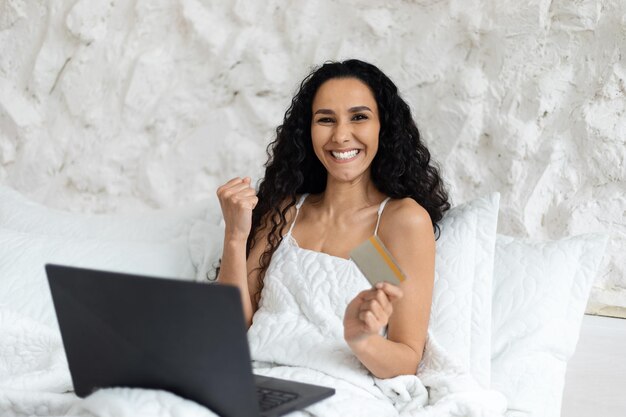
top-left (384, 198), bottom-right (433, 233)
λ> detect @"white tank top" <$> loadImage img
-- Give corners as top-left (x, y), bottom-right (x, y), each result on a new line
top-left (247, 194), bottom-right (392, 388)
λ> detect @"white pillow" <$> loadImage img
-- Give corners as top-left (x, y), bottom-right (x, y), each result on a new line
top-left (0, 227), bottom-right (197, 328)
top-left (429, 192), bottom-right (499, 382)
top-left (0, 185), bottom-right (219, 242)
top-left (491, 233), bottom-right (609, 417)
top-left (429, 199), bottom-right (477, 369)
top-left (0, 185), bottom-right (225, 279)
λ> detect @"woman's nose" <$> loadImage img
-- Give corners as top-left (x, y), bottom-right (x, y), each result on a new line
top-left (332, 121), bottom-right (351, 143)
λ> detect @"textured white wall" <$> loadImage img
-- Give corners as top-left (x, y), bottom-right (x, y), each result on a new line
top-left (0, 0), bottom-right (624, 314)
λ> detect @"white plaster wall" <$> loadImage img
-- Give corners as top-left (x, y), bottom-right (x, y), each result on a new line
top-left (0, 0), bottom-right (624, 314)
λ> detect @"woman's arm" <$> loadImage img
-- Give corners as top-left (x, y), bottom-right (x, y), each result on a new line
top-left (344, 198), bottom-right (435, 378)
top-left (215, 177), bottom-right (261, 329)
top-left (217, 237), bottom-right (255, 328)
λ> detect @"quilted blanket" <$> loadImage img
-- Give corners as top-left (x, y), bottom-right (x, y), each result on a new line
top-left (0, 310), bottom-right (506, 417)
top-left (0, 239), bottom-right (507, 416)
top-left (246, 238), bottom-right (507, 417)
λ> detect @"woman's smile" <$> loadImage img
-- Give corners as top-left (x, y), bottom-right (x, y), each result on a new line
top-left (328, 148), bottom-right (362, 162)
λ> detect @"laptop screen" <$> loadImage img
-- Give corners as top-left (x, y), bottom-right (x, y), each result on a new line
top-left (46, 264), bottom-right (260, 417)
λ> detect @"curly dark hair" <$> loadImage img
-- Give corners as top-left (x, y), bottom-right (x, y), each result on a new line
top-left (217, 59), bottom-right (450, 304)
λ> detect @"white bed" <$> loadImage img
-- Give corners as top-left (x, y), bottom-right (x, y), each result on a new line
top-left (0, 185), bottom-right (611, 417)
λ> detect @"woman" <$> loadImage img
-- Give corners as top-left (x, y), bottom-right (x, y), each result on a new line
top-left (216, 59), bottom-right (449, 381)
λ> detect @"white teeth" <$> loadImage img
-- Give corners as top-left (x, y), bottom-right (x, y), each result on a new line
top-left (331, 149), bottom-right (359, 160)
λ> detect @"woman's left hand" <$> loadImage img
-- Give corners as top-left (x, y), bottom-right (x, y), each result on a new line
top-left (343, 282), bottom-right (404, 347)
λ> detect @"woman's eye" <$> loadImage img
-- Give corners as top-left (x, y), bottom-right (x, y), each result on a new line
top-left (353, 114), bottom-right (368, 121)
top-left (317, 117), bottom-right (334, 123)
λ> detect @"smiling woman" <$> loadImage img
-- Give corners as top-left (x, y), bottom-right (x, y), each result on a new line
top-left (214, 59), bottom-right (451, 414)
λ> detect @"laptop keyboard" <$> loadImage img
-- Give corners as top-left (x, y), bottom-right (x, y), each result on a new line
top-left (256, 387), bottom-right (299, 411)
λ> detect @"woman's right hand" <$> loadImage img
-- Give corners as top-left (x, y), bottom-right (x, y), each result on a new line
top-left (216, 177), bottom-right (258, 243)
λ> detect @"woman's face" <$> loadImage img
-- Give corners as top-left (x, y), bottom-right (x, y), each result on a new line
top-left (311, 77), bottom-right (380, 183)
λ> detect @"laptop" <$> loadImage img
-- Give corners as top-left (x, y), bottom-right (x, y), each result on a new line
top-left (45, 264), bottom-right (335, 417)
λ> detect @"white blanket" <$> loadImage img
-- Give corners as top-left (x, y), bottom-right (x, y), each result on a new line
top-left (0, 286), bottom-right (507, 417)
top-left (247, 333), bottom-right (507, 417)
top-left (243, 237), bottom-right (507, 417)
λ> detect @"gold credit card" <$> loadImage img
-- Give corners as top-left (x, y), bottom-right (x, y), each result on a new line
top-left (350, 235), bottom-right (406, 287)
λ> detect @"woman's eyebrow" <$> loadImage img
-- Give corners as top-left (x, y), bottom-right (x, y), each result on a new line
top-left (313, 106), bottom-right (372, 115)
top-left (314, 109), bottom-right (335, 115)
top-left (348, 106), bottom-right (372, 113)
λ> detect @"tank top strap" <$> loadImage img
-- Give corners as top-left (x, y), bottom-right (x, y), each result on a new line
top-left (287, 193), bottom-right (309, 235)
top-left (374, 197), bottom-right (392, 236)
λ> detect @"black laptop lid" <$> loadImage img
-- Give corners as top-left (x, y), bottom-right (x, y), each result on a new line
top-left (46, 264), bottom-right (261, 417)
